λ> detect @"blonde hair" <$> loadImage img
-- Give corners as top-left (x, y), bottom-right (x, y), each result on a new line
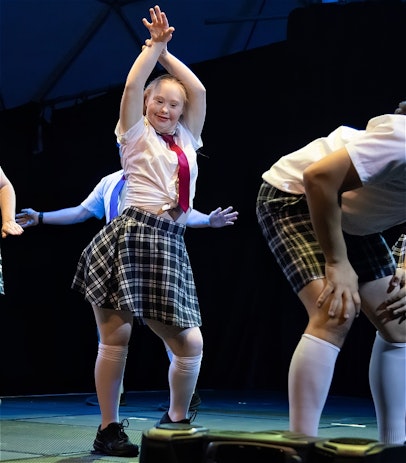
top-left (143, 74), bottom-right (188, 115)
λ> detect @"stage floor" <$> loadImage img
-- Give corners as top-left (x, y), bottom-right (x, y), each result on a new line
top-left (0, 389), bottom-right (380, 462)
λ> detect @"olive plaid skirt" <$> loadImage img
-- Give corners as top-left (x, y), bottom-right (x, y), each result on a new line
top-left (72, 206), bottom-right (201, 328)
top-left (256, 181), bottom-right (395, 294)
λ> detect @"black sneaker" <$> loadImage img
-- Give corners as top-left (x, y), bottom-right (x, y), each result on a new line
top-left (158, 391), bottom-right (202, 411)
top-left (190, 391), bottom-right (202, 410)
top-left (92, 419), bottom-right (139, 457)
top-left (157, 410), bottom-right (197, 426)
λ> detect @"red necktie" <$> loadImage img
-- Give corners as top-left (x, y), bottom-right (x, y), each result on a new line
top-left (160, 134), bottom-right (190, 212)
top-left (109, 175), bottom-right (126, 221)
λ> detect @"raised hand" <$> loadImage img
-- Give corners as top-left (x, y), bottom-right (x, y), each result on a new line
top-left (142, 5), bottom-right (174, 44)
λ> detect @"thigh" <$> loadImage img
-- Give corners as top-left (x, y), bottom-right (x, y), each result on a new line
top-left (92, 305), bottom-right (133, 345)
top-left (144, 318), bottom-right (203, 357)
top-left (360, 277), bottom-right (406, 343)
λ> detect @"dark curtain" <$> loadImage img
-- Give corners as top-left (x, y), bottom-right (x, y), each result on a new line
top-left (0, 2), bottom-right (404, 397)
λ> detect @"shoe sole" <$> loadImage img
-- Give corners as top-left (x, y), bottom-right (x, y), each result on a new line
top-left (92, 445), bottom-right (139, 457)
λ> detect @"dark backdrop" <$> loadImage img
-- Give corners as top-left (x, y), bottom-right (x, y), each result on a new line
top-left (1, 2), bottom-right (405, 397)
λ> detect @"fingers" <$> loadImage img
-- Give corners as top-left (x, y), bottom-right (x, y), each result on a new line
top-left (1, 221), bottom-right (24, 237)
top-left (220, 207), bottom-right (239, 224)
top-left (385, 286), bottom-right (406, 314)
top-left (353, 291), bottom-right (361, 317)
top-left (316, 282), bottom-right (333, 309)
top-left (387, 268), bottom-right (403, 293)
top-left (317, 282), bottom-right (360, 320)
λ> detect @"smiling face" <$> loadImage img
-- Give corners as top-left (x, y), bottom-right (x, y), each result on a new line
top-left (145, 78), bottom-right (186, 134)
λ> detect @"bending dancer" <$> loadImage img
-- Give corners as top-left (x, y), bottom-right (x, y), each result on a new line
top-left (256, 100), bottom-right (406, 444)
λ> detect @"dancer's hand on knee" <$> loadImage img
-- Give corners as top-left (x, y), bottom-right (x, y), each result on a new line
top-left (318, 262), bottom-right (361, 319)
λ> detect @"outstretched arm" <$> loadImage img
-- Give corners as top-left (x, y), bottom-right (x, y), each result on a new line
top-left (186, 206), bottom-right (238, 228)
top-left (16, 206), bottom-right (94, 228)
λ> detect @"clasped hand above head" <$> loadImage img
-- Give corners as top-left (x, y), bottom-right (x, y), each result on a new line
top-left (142, 5), bottom-right (174, 44)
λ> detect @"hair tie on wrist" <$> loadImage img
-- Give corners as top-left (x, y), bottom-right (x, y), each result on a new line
top-left (38, 212), bottom-right (44, 225)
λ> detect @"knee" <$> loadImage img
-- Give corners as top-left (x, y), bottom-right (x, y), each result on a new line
top-left (307, 317), bottom-right (353, 348)
top-left (187, 327), bottom-right (203, 355)
top-left (174, 327), bottom-right (203, 357)
top-left (378, 326), bottom-right (406, 344)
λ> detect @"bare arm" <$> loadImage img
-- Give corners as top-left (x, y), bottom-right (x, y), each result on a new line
top-left (15, 206), bottom-right (94, 228)
top-left (0, 168), bottom-right (23, 238)
top-left (303, 147), bottom-right (362, 318)
top-left (157, 50), bottom-right (206, 140)
top-left (119, 6), bottom-right (174, 134)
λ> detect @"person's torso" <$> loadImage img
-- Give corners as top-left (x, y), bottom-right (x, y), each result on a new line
top-left (117, 117), bottom-right (200, 223)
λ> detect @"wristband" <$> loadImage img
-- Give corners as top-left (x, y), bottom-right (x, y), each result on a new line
top-left (38, 212), bottom-right (44, 225)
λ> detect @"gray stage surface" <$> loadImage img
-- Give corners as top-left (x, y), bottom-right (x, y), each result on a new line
top-left (0, 389), bottom-right (383, 462)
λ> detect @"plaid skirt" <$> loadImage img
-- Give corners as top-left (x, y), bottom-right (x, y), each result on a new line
top-left (72, 206), bottom-right (201, 328)
top-left (256, 181), bottom-right (396, 294)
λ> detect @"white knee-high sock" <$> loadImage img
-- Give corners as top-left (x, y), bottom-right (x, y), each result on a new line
top-left (369, 331), bottom-right (406, 444)
top-left (168, 353), bottom-right (202, 420)
top-left (289, 334), bottom-right (340, 436)
top-left (96, 343), bottom-right (128, 428)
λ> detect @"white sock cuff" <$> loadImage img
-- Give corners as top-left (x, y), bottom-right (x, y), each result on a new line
top-left (98, 343), bottom-right (128, 362)
top-left (171, 353), bottom-right (203, 372)
top-left (302, 333), bottom-right (340, 353)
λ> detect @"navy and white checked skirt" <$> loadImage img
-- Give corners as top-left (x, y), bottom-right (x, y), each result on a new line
top-left (72, 206), bottom-right (201, 328)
